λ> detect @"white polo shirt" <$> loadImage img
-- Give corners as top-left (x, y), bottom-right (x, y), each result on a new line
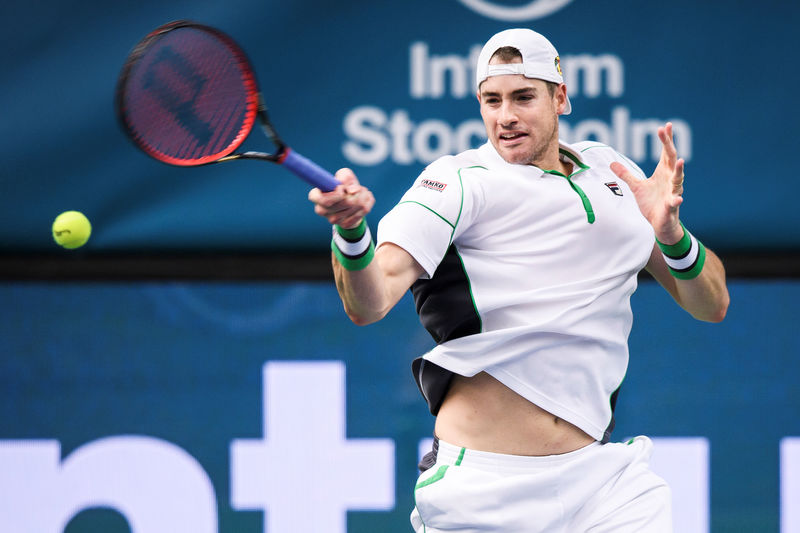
top-left (377, 140), bottom-right (655, 442)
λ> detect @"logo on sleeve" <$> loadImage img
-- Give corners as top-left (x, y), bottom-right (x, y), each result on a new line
top-left (604, 182), bottom-right (623, 196)
top-left (420, 179), bottom-right (447, 192)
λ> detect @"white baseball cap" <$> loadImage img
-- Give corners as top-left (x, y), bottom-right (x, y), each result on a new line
top-left (476, 28), bottom-right (572, 115)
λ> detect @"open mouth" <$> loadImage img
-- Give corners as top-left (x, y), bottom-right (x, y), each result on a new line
top-left (499, 132), bottom-right (528, 144)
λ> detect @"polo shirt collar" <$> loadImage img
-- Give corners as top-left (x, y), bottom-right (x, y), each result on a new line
top-left (480, 140), bottom-right (590, 176)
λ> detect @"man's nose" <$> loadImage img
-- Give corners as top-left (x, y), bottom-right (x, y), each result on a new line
top-left (498, 102), bottom-right (518, 126)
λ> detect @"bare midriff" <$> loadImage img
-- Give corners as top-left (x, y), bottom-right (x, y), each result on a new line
top-left (434, 372), bottom-right (596, 456)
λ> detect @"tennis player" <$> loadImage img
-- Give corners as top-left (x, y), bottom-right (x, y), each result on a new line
top-left (310, 28), bottom-right (729, 532)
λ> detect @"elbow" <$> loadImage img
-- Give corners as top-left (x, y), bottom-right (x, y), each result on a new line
top-left (699, 293), bottom-right (730, 323)
top-left (705, 307), bottom-right (727, 324)
top-left (348, 313), bottom-right (377, 327)
top-left (344, 306), bottom-right (385, 327)
top-left (712, 297), bottom-right (730, 323)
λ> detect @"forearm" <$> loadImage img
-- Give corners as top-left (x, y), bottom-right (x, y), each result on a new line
top-left (332, 254), bottom-right (395, 325)
top-left (309, 169), bottom-right (423, 325)
top-left (331, 228), bottom-right (425, 326)
top-left (612, 122), bottom-right (729, 321)
top-left (669, 247), bottom-right (729, 322)
top-left (647, 237), bottom-right (730, 323)
top-left (329, 219), bottom-right (389, 325)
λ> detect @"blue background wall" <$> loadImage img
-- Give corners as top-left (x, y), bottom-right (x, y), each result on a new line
top-left (1, 0), bottom-right (799, 531)
top-left (1, 0), bottom-right (796, 252)
top-left (1, 281), bottom-right (798, 531)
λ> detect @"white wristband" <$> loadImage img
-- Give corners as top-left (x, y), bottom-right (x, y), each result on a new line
top-left (332, 225), bottom-right (372, 257)
top-left (661, 232), bottom-right (699, 271)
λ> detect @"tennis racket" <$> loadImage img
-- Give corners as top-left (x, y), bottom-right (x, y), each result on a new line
top-left (116, 20), bottom-right (339, 191)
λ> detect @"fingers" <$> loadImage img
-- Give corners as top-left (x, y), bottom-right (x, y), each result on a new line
top-left (335, 167), bottom-right (359, 191)
top-left (658, 122), bottom-right (678, 165)
top-left (308, 168), bottom-right (375, 228)
top-left (664, 157), bottom-right (685, 212)
top-left (673, 158), bottom-right (685, 195)
top-left (332, 187), bottom-right (375, 228)
top-left (610, 161), bottom-right (637, 188)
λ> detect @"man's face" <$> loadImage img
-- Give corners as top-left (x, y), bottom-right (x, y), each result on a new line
top-left (478, 61), bottom-right (566, 167)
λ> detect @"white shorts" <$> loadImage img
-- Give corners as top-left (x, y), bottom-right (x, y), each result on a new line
top-left (411, 436), bottom-right (672, 533)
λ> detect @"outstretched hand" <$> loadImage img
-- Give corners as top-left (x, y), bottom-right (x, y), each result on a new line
top-left (308, 168), bottom-right (375, 229)
top-left (610, 122), bottom-right (685, 244)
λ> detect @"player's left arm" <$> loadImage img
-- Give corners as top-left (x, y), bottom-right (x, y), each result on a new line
top-left (644, 241), bottom-right (729, 322)
top-left (611, 122), bottom-right (730, 323)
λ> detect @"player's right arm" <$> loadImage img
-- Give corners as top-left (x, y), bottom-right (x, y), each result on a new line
top-left (309, 168), bottom-right (425, 326)
top-left (332, 242), bottom-right (424, 325)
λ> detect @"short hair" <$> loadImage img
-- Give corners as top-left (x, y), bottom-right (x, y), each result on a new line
top-left (490, 46), bottom-right (523, 64)
top-left (489, 46), bottom-right (558, 98)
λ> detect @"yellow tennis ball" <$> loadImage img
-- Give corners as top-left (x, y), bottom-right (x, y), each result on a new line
top-left (52, 211), bottom-right (92, 249)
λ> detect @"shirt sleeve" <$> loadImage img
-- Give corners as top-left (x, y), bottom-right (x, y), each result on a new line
top-left (377, 157), bottom-right (484, 278)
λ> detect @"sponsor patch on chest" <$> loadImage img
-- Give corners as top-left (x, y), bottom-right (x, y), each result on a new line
top-left (419, 179), bottom-right (447, 192)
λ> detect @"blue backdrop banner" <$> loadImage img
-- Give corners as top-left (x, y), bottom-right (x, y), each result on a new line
top-left (0, 0), bottom-right (796, 252)
top-left (1, 280), bottom-right (798, 531)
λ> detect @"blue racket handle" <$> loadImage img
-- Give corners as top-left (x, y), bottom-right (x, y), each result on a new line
top-left (280, 149), bottom-right (340, 192)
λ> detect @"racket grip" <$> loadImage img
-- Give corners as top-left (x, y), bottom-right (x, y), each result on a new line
top-left (280, 149), bottom-right (340, 192)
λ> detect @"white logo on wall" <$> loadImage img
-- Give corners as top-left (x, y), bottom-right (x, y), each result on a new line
top-left (342, 42), bottom-right (693, 168)
top-left (457, 0), bottom-right (575, 21)
top-left (0, 361), bottom-right (394, 533)
top-left (0, 362), bottom-right (797, 531)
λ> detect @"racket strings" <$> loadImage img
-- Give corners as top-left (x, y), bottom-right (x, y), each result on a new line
top-left (144, 45), bottom-right (215, 146)
top-left (120, 25), bottom-right (258, 165)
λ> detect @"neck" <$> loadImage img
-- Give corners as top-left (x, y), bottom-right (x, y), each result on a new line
top-left (531, 122), bottom-right (563, 172)
top-left (531, 142), bottom-right (569, 175)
